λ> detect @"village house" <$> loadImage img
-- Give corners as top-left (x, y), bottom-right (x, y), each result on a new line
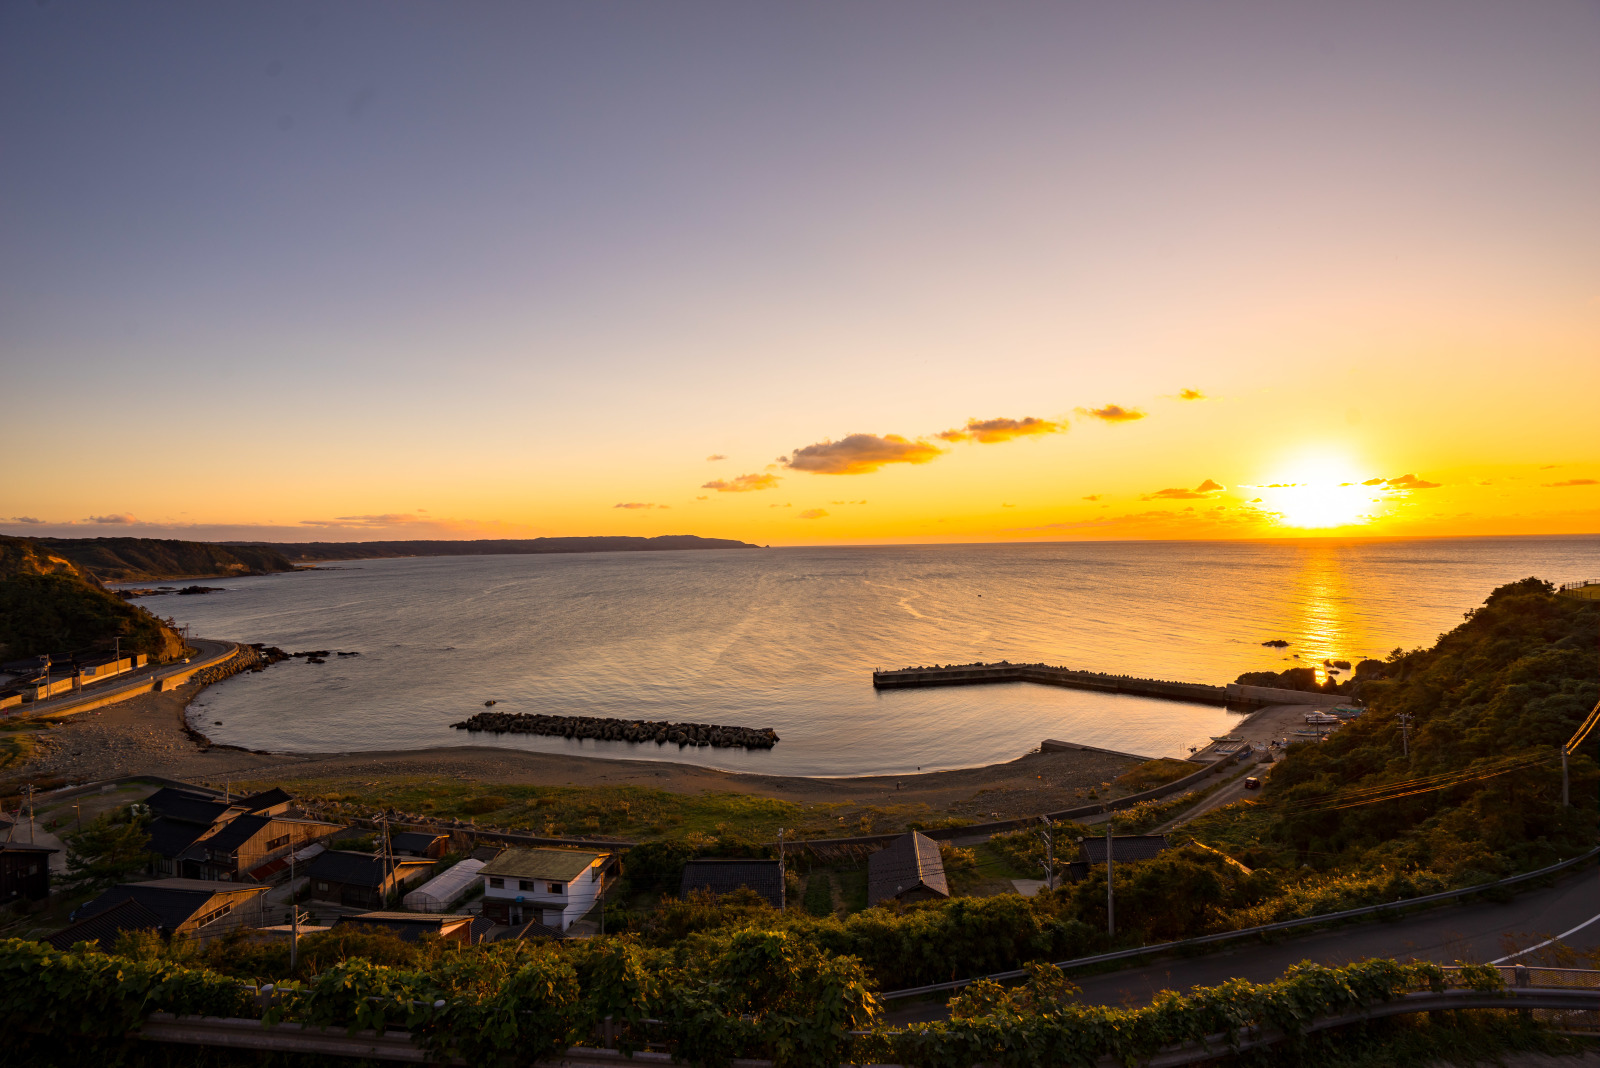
top-left (390, 830), bottom-right (451, 859)
top-left (0, 843), bottom-right (57, 903)
top-left (334, 911), bottom-right (475, 944)
top-left (478, 848), bottom-right (610, 930)
top-left (49, 878), bottom-right (271, 949)
top-left (304, 850), bottom-right (436, 910)
top-left (867, 831), bottom-right (949, 907)
top-left (144, 786), bottom-right (341, 882)
top-left (679, 858), bottom-right (785, 909)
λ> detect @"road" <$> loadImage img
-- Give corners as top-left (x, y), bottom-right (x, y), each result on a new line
top-left (884, 864), bottom-right (1600, 1020)
top-left (14, 638), bottom-right (237, 719)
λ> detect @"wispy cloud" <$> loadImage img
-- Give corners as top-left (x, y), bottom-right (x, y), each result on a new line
top-left (298, 513), bottom-right (426, 528)
top-left (783, 433), bottom-right (944, 475)
top-left (83, 513), bottom-right (138, 525)
top-left (1082, 494), bottom-right (1102, 502)
top-left (613, 502), bottom-right (663, 509)
top-left (702, 473), bottom-right (781, 493)
top-left (1141, 479), bottom-right (1224, 501)
top-left (7, 516), bottom-right (47, 524)
top-left (1383, 474), bottom-right (1442, 490)
top-left (1544, 478), bottom-right (1598, 487)
top-left (1176, 389), bottom-right (1207, 401)
top-left (799, 508), bottom-right (829, 519)
top-left (1077, 404), bottom-right (1146, 423)
top-left (936, 416), bottom-right (1063, 444)
top-left (705, 454), bottom-right (727, 461)
top-left (828, 500), bottom-right (868, 505)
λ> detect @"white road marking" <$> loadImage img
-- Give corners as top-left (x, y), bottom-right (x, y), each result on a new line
top-left (1491, 909), bottom-right (1600, 963)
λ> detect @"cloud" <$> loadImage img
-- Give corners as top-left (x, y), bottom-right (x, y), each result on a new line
top-left (1142, 479), bottom-right (1225, 501)
top-left (613, 502), bottom-right (659, 509)
top-left (936, 416), bottom-right (1063, 444)
top-left (7, 516), bottom-right (47, 524)
top-left (828, 500), bottom-right (868, 505)
top-left (695, 495), bottom-right (709, 501)
top-left (706, 454), bottom-right (727, 461)
top-left (1082, 494), bottom-right (1102, 501)
top-left (1544, 478), bottom-right (1599, 487)
top-left (1383, 474), bottom-right (1442, 490)
top-left (783, 433), bottom-right (944, 475)
top-left (297, 513), bottom-right (426, 528)
top-left (1361, 478), bottom-right (1385, 486)
top-left (799, 508), bottom-right (829, 520)
top-left (1077, 404), bottom-right (1146, 423)
top-left (1177, 389), bottom-right (1207, 401)
top-left (83, 513), bottom-right (138, 525)
top-left (702, 472), bottom-right (781, 493)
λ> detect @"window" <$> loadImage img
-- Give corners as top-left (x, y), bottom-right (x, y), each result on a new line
top-left (547, 882), bottom-right (564, 894)
top-left (266, 834), bottom-right (291, 851)
top-left (518, 879), bottom-right (535, 891)
top-left (488, 877), bottom-right (504, 889)
top-left (317, 882), bottom-right (329, 891)
top-left (193, 901), bottom-right (234, 928)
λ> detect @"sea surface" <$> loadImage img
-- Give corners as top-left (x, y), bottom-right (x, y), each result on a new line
top-left (134, 537), bottom-right (1599, 776)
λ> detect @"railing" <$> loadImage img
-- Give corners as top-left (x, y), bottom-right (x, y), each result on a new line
top-left (136, 976), bottom-right (1600, 1065)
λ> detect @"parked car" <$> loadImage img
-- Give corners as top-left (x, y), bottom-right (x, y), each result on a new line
top-left (1243, 776), bottom-right (1261, 790)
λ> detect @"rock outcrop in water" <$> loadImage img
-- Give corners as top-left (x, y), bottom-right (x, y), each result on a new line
top-left (450, 711), bottom-right (779, 750)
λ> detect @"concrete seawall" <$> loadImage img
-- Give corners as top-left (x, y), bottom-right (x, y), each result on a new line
top-left (872, 662), bottom-right (1348, 709)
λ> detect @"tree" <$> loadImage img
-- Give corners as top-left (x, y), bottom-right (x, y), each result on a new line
top-left (63, 811), bottom-right (153, 892)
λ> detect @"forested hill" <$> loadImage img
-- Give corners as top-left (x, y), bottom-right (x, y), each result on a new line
top-left (235, 535), bottom-right (762, 562)
top-left (1199, 576), bottom-right (1599, 881)
top-left (0, 537), bottom-right (184, 662)
top-left (30, 537), bottom-right (293, 582)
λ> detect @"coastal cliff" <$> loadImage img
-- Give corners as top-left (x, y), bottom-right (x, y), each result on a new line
top-left (30, 537), bottom-right (294, 582)
top-left (0, 536), bottom-right (185, 662)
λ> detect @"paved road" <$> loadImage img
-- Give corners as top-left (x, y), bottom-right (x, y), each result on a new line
top-left (15, 638), bottom-right (237, 718)
top-left (884, 865), bottom-right (1600, 1020)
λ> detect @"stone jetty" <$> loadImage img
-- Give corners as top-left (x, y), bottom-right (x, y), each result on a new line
top-left (450, 711), bottom-right (780, 750)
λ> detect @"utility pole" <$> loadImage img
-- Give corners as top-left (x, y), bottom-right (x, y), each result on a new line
top-left (1039, 817), bottom-right (1055, 891)
top-left (1105, 818), bottom-right (1116, 938)
top-left (777, 828), bottom-right (786, 912)
top-left (26, 785), bottom-right (34, 844)
top-left (1562, 743), bottom-right (1569, 807)
top-left (1398, 713), bottom-right (1413, 758)
top-left (290, 847), bottom-right (299, 970)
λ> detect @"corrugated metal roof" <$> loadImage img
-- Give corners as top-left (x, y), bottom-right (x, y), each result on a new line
top-left (47, 898), bottom-right (164, 950)
top-left (679, 858), bottom-right (783, 909)
top-left (73, 880), bottom-right (268, 933)
top-left (146, 817), bottom-right (209, 860)
top-left (306, 850), bottom-right (434, 887)
top-left (391, 831), bottom-right (447, 855)
top-left (479, 848), bottom-right (601, 882)
top-left (867, 832), bottom-right (949, 906)
top-left (145, 788), bottom-right (231, 826)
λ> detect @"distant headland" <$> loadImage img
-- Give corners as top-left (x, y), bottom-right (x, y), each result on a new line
top-left (232, 535), bottom-right (761, 563)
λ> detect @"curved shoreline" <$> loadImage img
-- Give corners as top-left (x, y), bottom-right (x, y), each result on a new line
top-left (8, 677), bottom-right (1145, 822)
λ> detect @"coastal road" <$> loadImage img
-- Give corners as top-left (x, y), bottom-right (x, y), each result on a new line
top-left (14, 638), bottom-right (238, 719)
top-left (884, 864), bottom-right (1600, 1020)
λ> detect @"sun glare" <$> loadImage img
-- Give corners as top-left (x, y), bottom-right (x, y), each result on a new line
top-left (1259, 454), bottom-right (1382, 530)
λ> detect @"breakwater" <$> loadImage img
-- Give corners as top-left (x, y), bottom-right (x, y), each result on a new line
top-left (873, 662), bottom-right (1232, 704)
top-left (450, 711), bottom-right (780, 750)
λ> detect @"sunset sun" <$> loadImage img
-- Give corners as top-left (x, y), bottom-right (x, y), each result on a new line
top-left (1259, 456), bottom-right (1382, 530)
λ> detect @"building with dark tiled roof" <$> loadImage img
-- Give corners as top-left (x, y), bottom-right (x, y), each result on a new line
top-left (0, 843), bottom-right (57, 903)
top-left (867, 832), bottom-right (949, 907)
top-left (46, 898), bottom-right (166, 951)
top-left (679, 858), bottom-right (784, 910)
top-left (143, 784), bottom-right (340, 881)
top-left (305, 850), bottom-right (435, 909)
top-left (51, 879), bottom-right (271, 948)
top-left (1078, 835), bottom-right (1171, 865)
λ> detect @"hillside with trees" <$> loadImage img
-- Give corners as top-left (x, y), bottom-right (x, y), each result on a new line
top-left (238, 535), bottom-right (760, 562)
top-left (0, 537), bottom-right (184, 663)
top-left (30, 537), bottom-right (294, 582)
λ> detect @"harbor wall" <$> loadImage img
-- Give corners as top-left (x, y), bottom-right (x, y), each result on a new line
top-left (873, 663), bottom-right (1352, 709)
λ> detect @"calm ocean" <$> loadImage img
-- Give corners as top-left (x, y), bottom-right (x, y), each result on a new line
top-left (138, 537), bottom-right (1598, 776)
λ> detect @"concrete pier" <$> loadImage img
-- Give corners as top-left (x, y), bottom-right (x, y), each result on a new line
top-left (871, 662), bottom-right (1347, 709)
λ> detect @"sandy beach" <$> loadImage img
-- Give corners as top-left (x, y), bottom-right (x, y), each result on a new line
top-left (6, 678), bottom-right (1145, 821)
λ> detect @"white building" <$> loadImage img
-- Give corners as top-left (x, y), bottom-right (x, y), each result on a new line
top-left (478, 848), bottom-right (607, 930)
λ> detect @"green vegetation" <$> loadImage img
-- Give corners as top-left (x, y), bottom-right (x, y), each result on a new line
top-left (1192, 577), bottom-right (1599, 888)
top-left (0, 536), bottom-right (183, 662)
top-left (2, 937), bottom-right (1572, 1068)
top-left (245, 535), bottom-right (759, 563)
top-left (1114, 757), bottom-right (1195, 791)
top-left (802, 872), bottom-right (834, 917)
top-left (29, 537), bottom-right (293, 582)
top-left (62, 809), bottom-right (153, 893)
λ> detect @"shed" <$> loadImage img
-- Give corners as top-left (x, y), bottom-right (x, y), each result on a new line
top-left (1079, 835), bottom-right (1171, 865)
top-left (57, 879), bottom-right (270, 946)
top-left (867, 832), bottom-right (949, 906)
top-left (0, 843), bottom-right (57, 903)
top-left (47, 898), bottom-right (166, 951)
top-left (679, 858), bottom-right (784, 910)
top-left (305, 851), bottom-right (435, 909)
top-left (391, 831), bottom-right (450, 859)
top-left (335, 911), bottom-right (474, 944)
top-left (404, 858), bottom-right (486, 913)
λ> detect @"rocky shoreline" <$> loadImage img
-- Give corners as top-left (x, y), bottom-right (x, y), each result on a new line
top-left (450, 711), bottom-right (780, 750)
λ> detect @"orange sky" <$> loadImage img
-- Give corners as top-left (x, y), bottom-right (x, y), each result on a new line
top-left (3, 3), bottom-right (1597, 545)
